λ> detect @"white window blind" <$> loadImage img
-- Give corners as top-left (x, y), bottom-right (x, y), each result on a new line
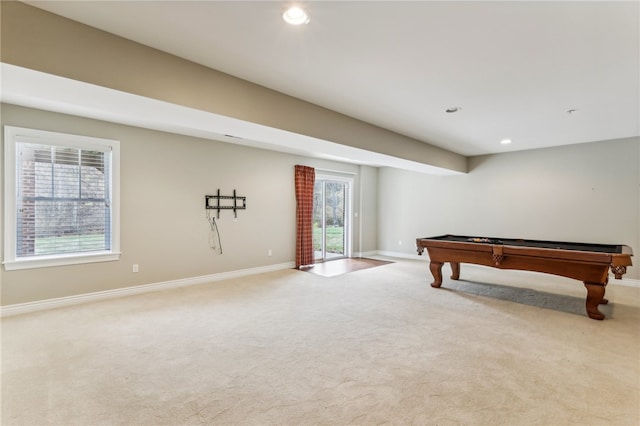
top-left (16, 142), bottom-right (112, 256)
top-left (4, 126), bottom-right (120, 270)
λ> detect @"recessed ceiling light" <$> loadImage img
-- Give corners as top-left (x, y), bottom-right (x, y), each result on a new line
top-left (500, 139), bottom-right (512, 145)
top-left (445, 107), bottom-right (461, 113)
top-left (283, 6), bottom-right (310, 25)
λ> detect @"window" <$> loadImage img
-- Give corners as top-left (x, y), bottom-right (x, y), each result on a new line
top-left (4, 126), bottom-right (120, 270)
top-left (313, 172), bottom-right (353, 262)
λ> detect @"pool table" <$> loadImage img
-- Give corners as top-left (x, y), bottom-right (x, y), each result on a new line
top-left (416, 235), bottom-right (633, 320)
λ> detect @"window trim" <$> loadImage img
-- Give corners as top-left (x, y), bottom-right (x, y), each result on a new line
top-left (3, 126), bottom-right (121, 270)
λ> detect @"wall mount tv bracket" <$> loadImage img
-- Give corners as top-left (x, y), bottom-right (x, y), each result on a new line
top-left (205, 189), bottom-right (246, 218)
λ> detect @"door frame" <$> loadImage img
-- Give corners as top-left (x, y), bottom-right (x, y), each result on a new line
top-left (314, 172), bottom-right (353, 262)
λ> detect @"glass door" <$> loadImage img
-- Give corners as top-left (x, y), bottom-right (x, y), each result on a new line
top-left (313, 178), bottom-right (350, 262)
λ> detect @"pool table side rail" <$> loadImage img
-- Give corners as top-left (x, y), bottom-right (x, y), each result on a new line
top-left (419, 234), bottom-right (632, 255)
top-left (416, 237), bottom-right (632, 283)
top-left (416, 238), bottom-right (632, 264)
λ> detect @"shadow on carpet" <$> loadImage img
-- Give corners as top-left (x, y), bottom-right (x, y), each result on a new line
top-left (442, 279), bottom-right (615, 318)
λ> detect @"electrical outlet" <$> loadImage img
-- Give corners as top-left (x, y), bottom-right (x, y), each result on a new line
top-left (268, 249), bottom-right (272, 257)
top-left (398, 240), bottom-right (402, 246)
top-left (132, 264), bottom-right (139, 273)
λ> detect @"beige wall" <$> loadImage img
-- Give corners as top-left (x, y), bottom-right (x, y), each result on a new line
top-left (0, 104), bottom-right (378, 305)
top-left (378, 137), bottom-right (640, 279)
top-left (357, 166), bottom-right (379, 255)
top-left (0, 1), bottom-right (466, 174)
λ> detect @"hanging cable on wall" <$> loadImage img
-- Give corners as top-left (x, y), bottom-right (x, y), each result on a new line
top-left (204, 190), bottom-right (246, 254)
top-left (206, 209), bottom-right (223, 254)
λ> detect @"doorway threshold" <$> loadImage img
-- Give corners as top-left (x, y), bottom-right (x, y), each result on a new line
top-left (305, 258), bottom-right (393, 278)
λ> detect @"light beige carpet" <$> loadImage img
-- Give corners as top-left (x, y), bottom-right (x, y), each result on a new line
top-left (2, 258), bottom-right (639, 425)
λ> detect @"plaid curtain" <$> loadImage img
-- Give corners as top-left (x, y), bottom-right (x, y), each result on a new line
top-left (295, 165), bottom-right (315, 268)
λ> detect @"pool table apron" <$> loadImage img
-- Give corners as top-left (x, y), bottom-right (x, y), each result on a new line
top-left (419, 242), bottom-right (632, 320)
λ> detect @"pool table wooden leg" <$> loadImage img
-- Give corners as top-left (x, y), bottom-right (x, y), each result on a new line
top-left (429, 261), bottom-right (443, 288)
top-left (450, 262), bottom-right (460, 280)
top-left (584, 282), bottom-right (607, 320)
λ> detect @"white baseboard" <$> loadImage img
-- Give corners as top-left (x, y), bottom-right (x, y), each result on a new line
top-left (376, 250), bottom-right (424, 261)
top-left (609, 277), bottom-right (640, 287)
top-left (1, 262), bottom-right (295, 318)
top-left (353, 251), bottom-right (380, 258)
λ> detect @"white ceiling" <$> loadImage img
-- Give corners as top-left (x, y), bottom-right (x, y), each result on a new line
top-left (15, 1), bottom-right (640, 158)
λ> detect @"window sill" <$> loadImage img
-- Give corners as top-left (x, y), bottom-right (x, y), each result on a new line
top-left (3, 251), bottom-right (122, 271)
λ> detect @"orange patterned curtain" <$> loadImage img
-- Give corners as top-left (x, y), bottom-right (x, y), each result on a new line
top-left (295, 165), bottom-right (315, 268)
